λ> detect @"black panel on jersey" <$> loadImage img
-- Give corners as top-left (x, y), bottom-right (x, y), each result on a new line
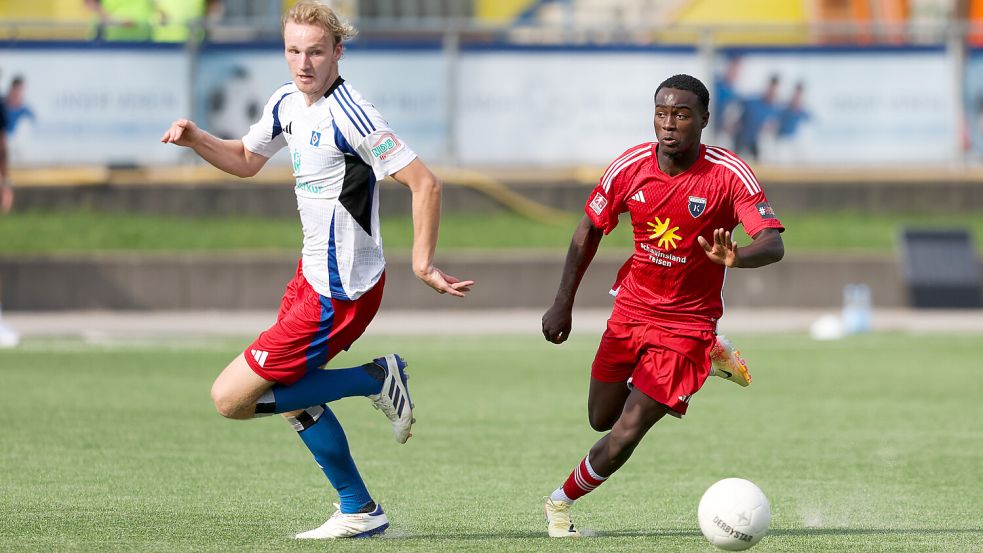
top-left (323, 76), bottom-right (345, 98)
top-left (339, 154), bottom-right (374, 236)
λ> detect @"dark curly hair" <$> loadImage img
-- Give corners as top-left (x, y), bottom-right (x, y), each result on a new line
top-left (655, 74), bottom-right (710, 115)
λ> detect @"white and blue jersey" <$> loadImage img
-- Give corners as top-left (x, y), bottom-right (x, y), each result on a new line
top-left (242, 77), bottom-right (417, 300)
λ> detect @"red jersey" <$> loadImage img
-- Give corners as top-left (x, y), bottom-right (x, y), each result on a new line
top-left (585, 143), bottom-right (784, 330)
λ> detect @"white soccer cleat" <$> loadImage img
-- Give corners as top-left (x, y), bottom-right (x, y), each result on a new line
top-left (709, 334), bottom-right (752, 387)
top-left (369, 353), bottom-right (414, 444)
top-left (295, 503), bottom-right (389, 539)
top-left (544, 498), bottom-right (582, 538)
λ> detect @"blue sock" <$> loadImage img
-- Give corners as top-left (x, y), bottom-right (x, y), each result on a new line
top-left (291, 404), bottom-right (372, 514)
top-left (270, 364), bottom-right (383, 413)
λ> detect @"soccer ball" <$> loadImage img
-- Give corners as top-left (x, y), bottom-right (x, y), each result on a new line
top-left (697, 478), bottom-right (771, 551)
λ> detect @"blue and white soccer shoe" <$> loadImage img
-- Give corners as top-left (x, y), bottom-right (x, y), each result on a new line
top-left (295, 503), bottom-right (389, 539)
top-left (369, 353), bottom-right (415, 444)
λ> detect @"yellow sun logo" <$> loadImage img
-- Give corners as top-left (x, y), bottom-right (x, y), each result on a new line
top-left (647, 217), bottom-right (683, 250)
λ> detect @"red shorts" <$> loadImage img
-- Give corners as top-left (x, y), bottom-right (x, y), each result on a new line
top-left (244, 260), bottom-right (384, 385)
top-left (591, 317), bottom-right (714, 416)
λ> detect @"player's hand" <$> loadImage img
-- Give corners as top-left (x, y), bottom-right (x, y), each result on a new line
top-left (416, 266), bottom-right (474, 297)
top-left (542, 302), bottom-right (573, 344)
top-left (160, 118), bottom-right (201, 148)
top-left (698, 228), bottom-right (740, 267)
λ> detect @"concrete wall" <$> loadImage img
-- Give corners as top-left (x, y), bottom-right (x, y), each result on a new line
top-left (0, 252), bottom-right (920, 311)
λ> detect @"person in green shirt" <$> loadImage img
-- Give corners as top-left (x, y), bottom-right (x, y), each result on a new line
top-left (84, 0), bottom-right (155, 41)
top-left (153, 0), bottom-right (222, 43)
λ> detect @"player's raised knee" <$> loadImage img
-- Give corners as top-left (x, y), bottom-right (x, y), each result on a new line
top-left (588, 412), bottom-right (617, 432)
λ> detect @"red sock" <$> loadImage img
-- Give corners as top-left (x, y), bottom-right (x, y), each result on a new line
top-left (561, 456), bottom-right (607, 501)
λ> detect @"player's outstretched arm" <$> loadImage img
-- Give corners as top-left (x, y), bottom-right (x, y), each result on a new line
top-left (391, 158), bottom-right (474, 297)
top-left (161, 118), bottom-right (268, 178)
top-left (698, 227), bottom-right (784, 268)
top-left (542, 215), bottom-right (603, 344)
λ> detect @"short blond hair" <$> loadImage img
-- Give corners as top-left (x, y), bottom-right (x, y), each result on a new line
top-left (282, 1), bottom-right (357, 44)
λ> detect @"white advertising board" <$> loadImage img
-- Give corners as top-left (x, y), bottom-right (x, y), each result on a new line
top-left (194, 46), bottom-right (448, 165)
top-left (1, 46), bottom-right (189, 166)
top-left (963, 52), bottom-right (983, 159)
top-left (714, 49), bottom-right (958, 166)
top-left (0, 44), bottom-right (962, 168)
top-left (455, 49), bottom-right (701, 166)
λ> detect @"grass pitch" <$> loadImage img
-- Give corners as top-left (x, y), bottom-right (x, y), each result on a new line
top-left (1, 333), bottom-right (980, 552)
top-left (2, 210), bottom-right (983, 254)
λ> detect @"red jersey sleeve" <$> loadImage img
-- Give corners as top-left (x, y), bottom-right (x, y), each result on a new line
top-left (707, 147), bottom-right (785, 237)
top-left (584, 143), bottom-right (654, 234)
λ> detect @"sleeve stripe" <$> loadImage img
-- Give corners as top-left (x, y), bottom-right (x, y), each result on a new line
top-left (270, 91), bottom-right (294, 140)
top-left (331, 91), bottom-right (368, 137)
top-left (339, 84), bottom-right (376, 133)
top-left (705, 153), bottom-right (758, 195)
top-left (706, 147), bottom-right (761, 194)
top-left (601, 143), bottom-right (652, 190)
top-left (602, 151), bottom-right (651, 193)
top-left (706, 146), bottom-right (760, 192)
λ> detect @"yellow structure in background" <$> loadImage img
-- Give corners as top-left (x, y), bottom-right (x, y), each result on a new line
top-left (476, 0), bottom-right (535, 22)
top-left (0, 0), bottom-right (91, 39)
top-left (0, 0), bottom-right (90, 20)
top-left (674, 0), bottom-right (809, 44)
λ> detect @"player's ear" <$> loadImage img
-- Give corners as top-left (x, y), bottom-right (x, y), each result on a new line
top-left (701, 110), bottom-right (710, 129)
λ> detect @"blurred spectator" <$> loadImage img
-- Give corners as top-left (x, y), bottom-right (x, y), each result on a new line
top-left (776, 82), bottom-right (810, 140)
top-left (0, 71), bottom-right (17, 348)
top-left (4, 77), bottom-right (35, 135)
top-left (153, 0), bottom-right (222, 43)
top-left (0, 71), bottom-right (11, 215)
top-left (85, 0), bottom-right (155, 41)
top-left (734, 74), bottom-right (781, 161)
top-left (768, 81), bottom-right (812, 163)
top-left (713, 56), bottom-right (742, 147)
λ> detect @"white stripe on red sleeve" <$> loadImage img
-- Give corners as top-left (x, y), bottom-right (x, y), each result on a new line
top-left (705, 147), bottom-right (761, 195)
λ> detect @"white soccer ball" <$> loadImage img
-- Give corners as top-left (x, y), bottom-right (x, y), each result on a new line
top-left (697, 478), bottom-right (771, 551)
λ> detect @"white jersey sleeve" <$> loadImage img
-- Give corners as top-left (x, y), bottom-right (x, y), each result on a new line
top-left (326, 82), bottom-right (417, 179)
top-left (241, 83), bottom-right (295, 158)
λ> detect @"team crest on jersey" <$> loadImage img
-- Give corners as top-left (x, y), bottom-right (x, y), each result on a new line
top-left (589, 193), bottom-right (608, 215)
top-left (688, 196), bottom-right (707, 218)
top-left (370, 132), bottom-right (403, 161)
top-left (310, 131), bottom-right (322, 147)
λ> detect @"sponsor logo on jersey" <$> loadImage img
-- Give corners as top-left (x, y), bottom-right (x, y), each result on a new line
top-left (590, 193), bottom-right (608, 214)
top-left (370, 132), bottom-right (403, 161)
top-left (310, 130), bottom-right (322, 147)
top-left (688, 196), bottom-right (707, 218)
top-left (647, 216), bottom-right (683, 250)
top-left (295, 181), bottom-right (324, 194)
top-left (284, 122), bottom-right (293, 135)
top-left (292, 150), bottom-right (301, 172)
top-left (630, 190), bottom-right (646, 203)
top-left (756, 201), bottom-right (776, 219)
top-left (678, 394), bottom-right (692, 404)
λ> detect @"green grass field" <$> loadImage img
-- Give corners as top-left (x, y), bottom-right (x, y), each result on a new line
top-left (1, 333), bottom-right (980, 552)
top-left (2, 210), bottom-right (982, 254)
